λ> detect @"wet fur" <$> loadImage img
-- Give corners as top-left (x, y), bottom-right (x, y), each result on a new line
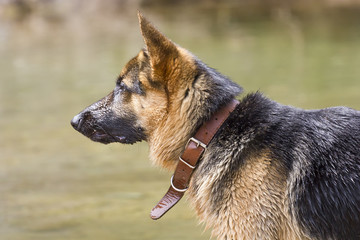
top-left (71, 13), bottom-right (360, 240)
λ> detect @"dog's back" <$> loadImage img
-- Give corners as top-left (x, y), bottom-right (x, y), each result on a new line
top-left (284, 105), bottom-right (360, 239)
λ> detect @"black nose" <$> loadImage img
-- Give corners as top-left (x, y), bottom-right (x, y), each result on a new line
top-left (71, 114), bottom-right (83, 130)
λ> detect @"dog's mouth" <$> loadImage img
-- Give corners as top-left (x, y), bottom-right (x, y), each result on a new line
top-left (71, 114), bottom-right (144, 145)
top-left (77, 124), bottom-right (139, 145)
top-left (88, 125), bottom-right (118, 144)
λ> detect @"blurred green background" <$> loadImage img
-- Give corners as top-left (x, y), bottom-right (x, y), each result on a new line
top-left (1, 0), bottom-right (360, 239)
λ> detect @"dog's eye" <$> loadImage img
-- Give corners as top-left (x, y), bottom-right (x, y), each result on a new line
top-left (116, 76), bottom-right (126, 89)
top-left (116, 81), bottom-right (127, 92)
top-left (119, 82), bottom-right (126, 90)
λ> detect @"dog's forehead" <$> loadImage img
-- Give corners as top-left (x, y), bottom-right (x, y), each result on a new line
top-left (121, 57), bottom-right (139, 77)
top-left (120, 50), bottom-right (149, 76)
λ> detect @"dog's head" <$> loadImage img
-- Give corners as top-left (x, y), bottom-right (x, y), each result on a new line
top-left (71, 13), bottom-right (241, 169)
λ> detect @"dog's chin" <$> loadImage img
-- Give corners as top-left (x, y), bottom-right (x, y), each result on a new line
top-left (89, 131), bottom-right (115, 144)
top-left (72, 120), bottom-right (144, 145)
top-left (112, 135), bottom-right (141, 145)
top-left (89, 131), bottom-right (140, 145)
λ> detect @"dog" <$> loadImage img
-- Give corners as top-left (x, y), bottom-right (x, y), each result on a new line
top-left (71, 13), bottom-right (360, 240)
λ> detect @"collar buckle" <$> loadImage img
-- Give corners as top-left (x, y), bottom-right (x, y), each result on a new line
top-left (187, 137), bottom-right (207, 149)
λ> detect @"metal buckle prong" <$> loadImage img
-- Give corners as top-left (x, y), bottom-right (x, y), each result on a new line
top-left (170, 175), bottom-right (188, 192)
top-left (187, 137), bottom-right (207, 149)
top-left (179, 156), bottom-right (196, 169)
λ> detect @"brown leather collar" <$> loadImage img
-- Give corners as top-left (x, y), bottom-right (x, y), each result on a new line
top-left (150, 99), bottom-right (239, 220)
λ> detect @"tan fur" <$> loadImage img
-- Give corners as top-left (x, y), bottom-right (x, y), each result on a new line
top-left (134, 14), bottom-right (201, 170)
top-left (188, 151), bottom-right (309, 240)
top-left (121, 50), bottom-right (197, 170)
top-left (146, 55), bottom-right (197, 170)
top-left (112, 42), bottom-right (196, 170)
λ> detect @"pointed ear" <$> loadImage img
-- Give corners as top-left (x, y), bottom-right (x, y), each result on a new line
top-left (138, 12), bottom-right (179, 81)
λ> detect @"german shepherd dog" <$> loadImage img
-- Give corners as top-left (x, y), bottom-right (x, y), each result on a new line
top-left (71, 13), bottom-right (360, 239)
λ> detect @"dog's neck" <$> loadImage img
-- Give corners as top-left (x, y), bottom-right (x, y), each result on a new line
top-left (149, 99), bottom-right (239, 219)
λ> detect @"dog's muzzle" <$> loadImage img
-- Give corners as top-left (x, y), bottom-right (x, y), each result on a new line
top-left (71, 111), bottom-right (146, 145)
top-left (70, 111), bottom-right (115, 144)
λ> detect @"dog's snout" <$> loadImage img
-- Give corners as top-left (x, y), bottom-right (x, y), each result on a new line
top-left (71, 114), bottom-right (83, 130)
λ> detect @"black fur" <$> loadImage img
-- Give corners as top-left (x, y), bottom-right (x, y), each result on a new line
top-left (190, 59), bottom-right (243, 127)
top-left (71, 90), bottom-right (146, 145)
